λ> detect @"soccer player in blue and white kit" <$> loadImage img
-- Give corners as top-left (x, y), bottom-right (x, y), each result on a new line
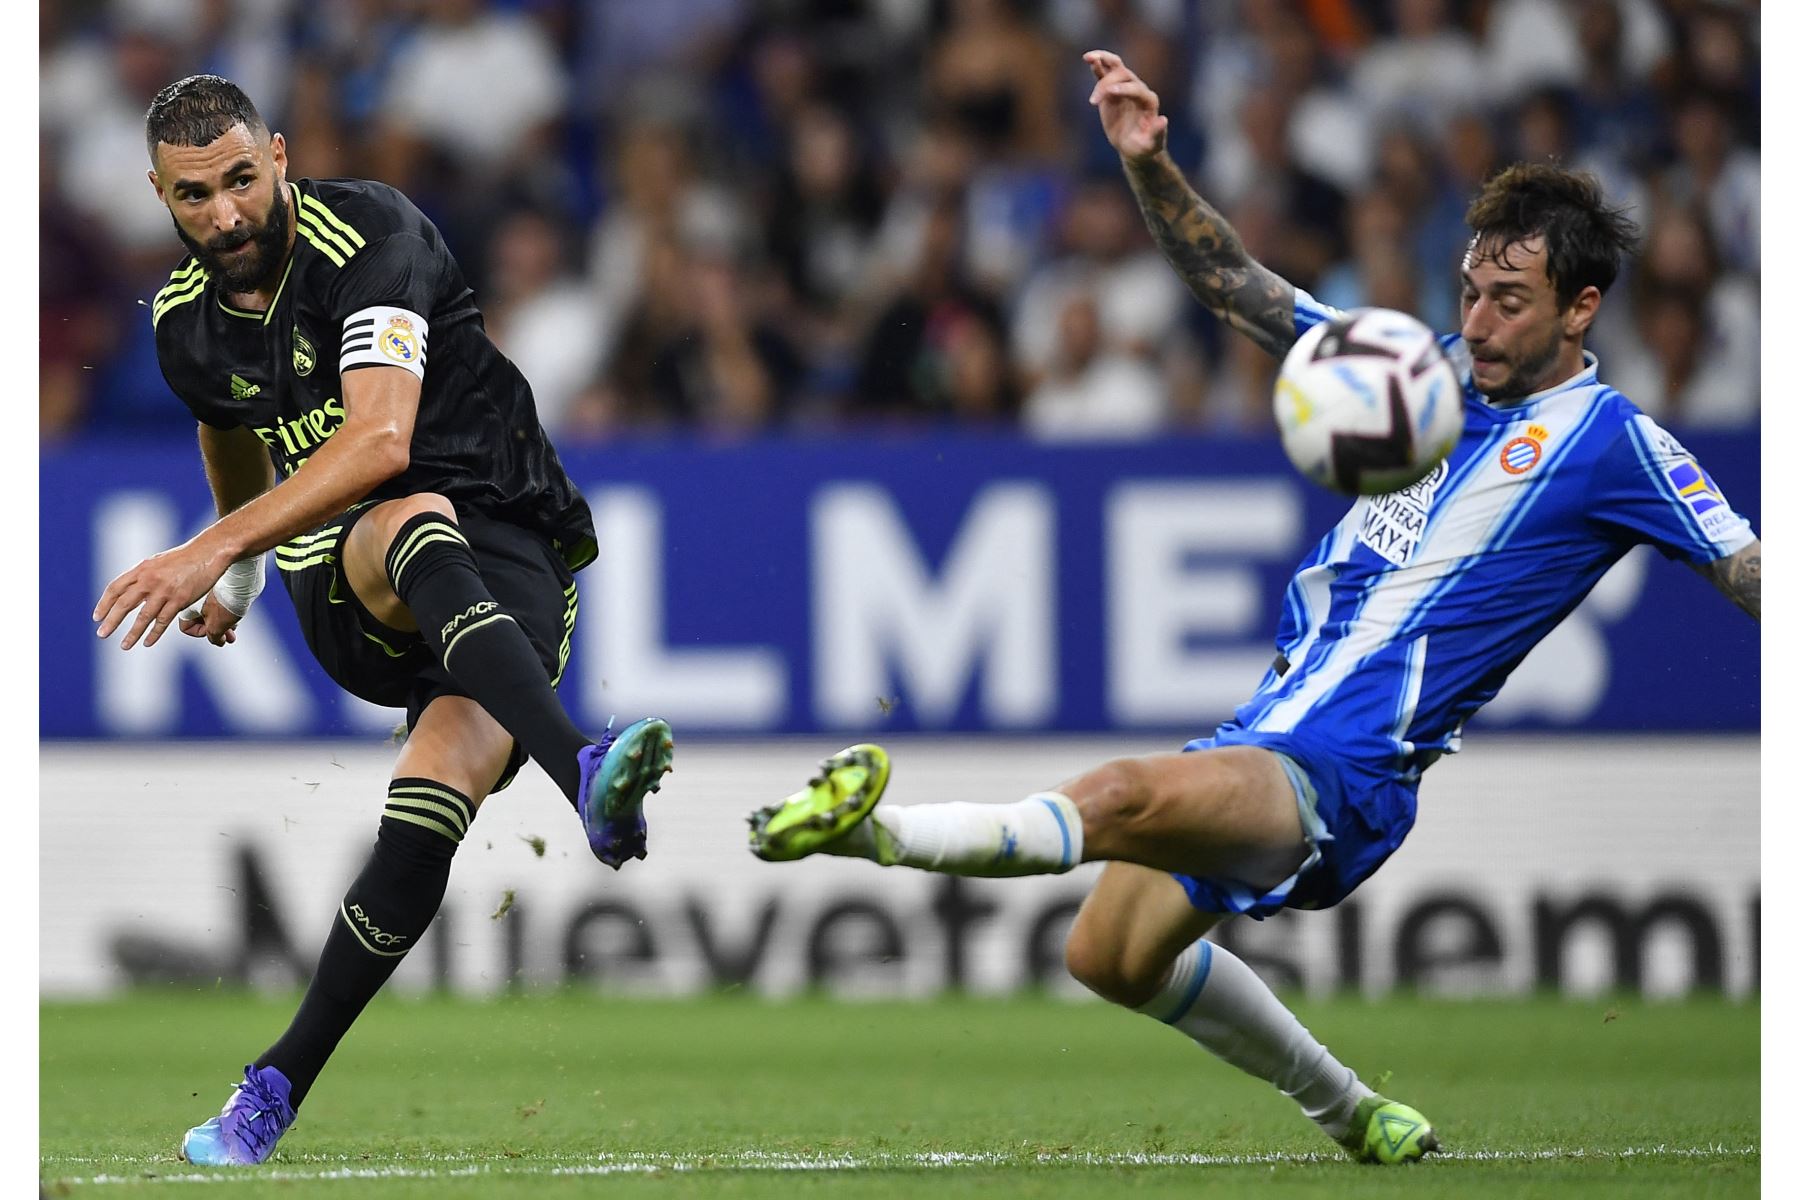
top-left (746, 50), bottom-right (1760, 1163)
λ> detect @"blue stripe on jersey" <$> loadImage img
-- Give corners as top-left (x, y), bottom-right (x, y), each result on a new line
top-left (1392, 394), bottom-right (1610, 643)
top-left (1623, 410), bottom-right (1713, 553)
top-left (1247, 421), bottom-right (1509, 730)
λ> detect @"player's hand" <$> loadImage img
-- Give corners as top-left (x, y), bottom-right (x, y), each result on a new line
top-left (1084, 49), bottom-right (1168, 163)
top-left (93, 541), bottom-right (226, 651)
top-left (179, 592), bottom-right (241, 647)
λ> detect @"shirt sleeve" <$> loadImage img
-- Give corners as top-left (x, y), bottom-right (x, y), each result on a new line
top-left (1292, 287), bottom-right (1344, 340)
top-left (327, 232), bottom-right (443, 380)
top-left (1586, 412), bottom-right (1756, 564)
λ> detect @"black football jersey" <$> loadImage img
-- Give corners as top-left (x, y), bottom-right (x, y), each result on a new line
top-left (151, 177), bottom-right (596, 570)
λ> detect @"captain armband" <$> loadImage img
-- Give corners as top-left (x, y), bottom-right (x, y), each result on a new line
top-left (341, 305), bottom-right (429, 381)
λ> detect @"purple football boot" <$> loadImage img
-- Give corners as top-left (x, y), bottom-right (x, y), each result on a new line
top-left (181, 1064), bottom-right (297, 1166)
top-left (575, 717), bottom-right (675, 868)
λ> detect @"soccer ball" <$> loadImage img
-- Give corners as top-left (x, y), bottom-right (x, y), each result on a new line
top-left (1273, 309), bottom-right (1464, 496)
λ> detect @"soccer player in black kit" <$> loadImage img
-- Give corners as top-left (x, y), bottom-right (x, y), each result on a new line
top-left (90, 75), bottom-right (676, 1166)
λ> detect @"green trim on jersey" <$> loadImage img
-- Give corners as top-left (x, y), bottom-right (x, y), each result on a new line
top-left (260, 255), bottom-right (295, 326)
top-left (151, 261), bottom-right (209, 328)
top-left (295, 186), bottom-right (367, 268)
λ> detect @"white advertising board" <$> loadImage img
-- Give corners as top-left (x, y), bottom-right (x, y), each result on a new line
top-left (40, 736), bottom-right (1758, 1000)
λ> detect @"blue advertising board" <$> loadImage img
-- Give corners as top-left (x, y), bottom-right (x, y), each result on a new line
top-left (40, 431), bottom-right (1759, 739)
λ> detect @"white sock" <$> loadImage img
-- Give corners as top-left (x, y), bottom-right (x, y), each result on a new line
top-left (823, 793), bottom-right (1083, 875)
top-left (1136, 940), bottom-right (1371, 1138)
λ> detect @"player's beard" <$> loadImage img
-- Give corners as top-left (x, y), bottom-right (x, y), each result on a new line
top-left (1477, 322), bottom-right (1565, 403)
top-left (175, 182), bottom-right (292, 294)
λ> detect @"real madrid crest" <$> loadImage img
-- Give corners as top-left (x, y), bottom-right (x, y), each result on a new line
top-left (380, 315), bottom-right (419, 364)
top-left (292, 328), bottom-right (316, 377)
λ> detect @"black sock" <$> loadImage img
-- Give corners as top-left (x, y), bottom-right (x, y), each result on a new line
top-left (256, 779), bottom-right (472, 1106)
top-left (384, 512), bottom-right (589, 803)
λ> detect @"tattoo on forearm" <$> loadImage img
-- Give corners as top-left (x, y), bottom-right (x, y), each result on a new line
top-left (1123, 154), bottom-right (1295, 358)
top-left (1722, 549), bottom-right (1760, 620)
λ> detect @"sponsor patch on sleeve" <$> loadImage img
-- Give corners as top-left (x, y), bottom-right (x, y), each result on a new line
top-left (1664, 457), bottom-right (1739, 542)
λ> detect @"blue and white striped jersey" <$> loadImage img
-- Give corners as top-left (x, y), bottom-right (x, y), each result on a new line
top-left (1223, 290), bottom-right (1758, 778)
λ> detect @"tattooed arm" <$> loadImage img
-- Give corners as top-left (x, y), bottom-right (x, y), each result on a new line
top-left (1084, 49), bottom-right (1296, 359)
top-left (1695, 540), bottom-right (1760, 620)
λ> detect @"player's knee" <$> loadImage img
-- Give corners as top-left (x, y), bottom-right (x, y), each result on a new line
top-left (1073, 757), bottom-right (1158, 839)
top-left (387, 492), bottom-right (457, 526)
top-left (1063, 926), bottom-right (1162, 1008)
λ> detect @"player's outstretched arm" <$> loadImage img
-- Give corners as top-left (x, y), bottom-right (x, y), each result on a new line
top-left (1084, 49), bottom-right (1297, 359)
top-left (1696, 539), bottom-right (1760, 621)
top-left (95, 367), bottom-right (419, 650)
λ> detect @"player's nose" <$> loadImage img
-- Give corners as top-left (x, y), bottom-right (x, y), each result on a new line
top-left (208, 195), bottom-right (243, 233)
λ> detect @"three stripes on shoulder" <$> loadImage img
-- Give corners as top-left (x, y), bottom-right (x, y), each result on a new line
top-left (149, 190), bottom-right (368, 327)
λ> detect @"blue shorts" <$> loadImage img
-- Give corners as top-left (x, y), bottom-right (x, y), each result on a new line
top-left (1171, 728), bottom-right (1419, 920)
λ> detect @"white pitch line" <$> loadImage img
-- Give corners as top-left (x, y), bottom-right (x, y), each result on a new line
top-left (43, 1145), bottom-right (1759, 1186)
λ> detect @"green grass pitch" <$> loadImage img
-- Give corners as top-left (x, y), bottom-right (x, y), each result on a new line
top-left (41, 991), bottom-right (1757, 1197)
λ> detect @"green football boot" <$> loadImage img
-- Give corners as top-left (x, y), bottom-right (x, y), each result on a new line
top-left (1335, 1094), bottom-right (1439, 1164)
top-left (748, 744), bottom-right (892, 862)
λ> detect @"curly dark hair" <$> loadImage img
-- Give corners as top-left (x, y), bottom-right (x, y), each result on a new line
top-left (144, 74), bottom-right (267, 159)
top-left (1464, 163), bottom-right (1642, 310)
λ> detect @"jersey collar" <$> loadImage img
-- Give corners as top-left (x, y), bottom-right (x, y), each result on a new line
top-left (1470, 350), bottom-right (1600, 420)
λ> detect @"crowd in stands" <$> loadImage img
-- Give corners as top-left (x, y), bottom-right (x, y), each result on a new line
top-left (39, 0), bottom-right (1760, 442)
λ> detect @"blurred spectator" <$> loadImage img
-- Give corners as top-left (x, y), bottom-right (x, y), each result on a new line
top-left (1350, 0), bottom-right (1486, 138)
top-left (1659, 89), bottom-right (1758, 277)
top-left (1481, 0), bottom-right (1584, 100)
top-left (45, 0), bottom-right (198, 264)
top-left (1567, 0), bottom-right (1666, 168)
top-left (40, 142), bottom-right (121, 443)
top-left (763, 101), bottom-right (888, 331)
top-left (588, 116), bottom-right (747, 341)
top-left (1263, 18), bottom-right (1374, 197)
top-left (927, 0), bottom-right (1063, 165)
top-left (927, 0), bottom-right (1069, 292)
top-left (1021, 288), bottom-right (1167, 440)
top-left (1008, 176), bottom-right (1187, 392)
top-left (1668, 1), bottom-right (1756, 137)
top-left (578, 237), bottom-right (802, 438)
top-left (37, 0), bottom-right (1762, 438)
top-left (1204, 84), bottom-right (1345, 288)
top-left (1313, 185), bottom-right (1424, 318)
top-left (483, 209), bottom-right (613, 439)
top-left (853, 196), bottom-right (1013, 424)
top-left (376, 0), bottom-right (568, 194)
top-left (575, 0), bottom-right (749, 117)
top-left (1600, 207), bottom-right (1757, 428)
top-left (294, 0), bottom-right (420, 167)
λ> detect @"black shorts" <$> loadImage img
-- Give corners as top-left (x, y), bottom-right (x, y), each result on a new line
top-left (276, 502), bottom-right (578, 790)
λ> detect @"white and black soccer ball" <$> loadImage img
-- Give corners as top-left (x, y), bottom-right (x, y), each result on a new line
top-left (1273, 308), bottom-right (1464, 496)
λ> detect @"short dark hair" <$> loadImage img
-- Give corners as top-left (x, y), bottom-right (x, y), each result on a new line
top-left (1463, 163), bottom-right (1641, 309)
top-left (144, 75), bottom-right (267, 159)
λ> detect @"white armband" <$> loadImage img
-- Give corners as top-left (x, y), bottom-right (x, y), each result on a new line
top-left (341, 305), bottom-right (429, 380)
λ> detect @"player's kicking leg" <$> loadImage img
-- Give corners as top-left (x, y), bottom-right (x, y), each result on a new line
top-left (748, 743), bottom-right (1437, 1164)
top-left (344, 494), bottom-right (674, 867)
top-left (184, 697), bottom-right (505, 1165)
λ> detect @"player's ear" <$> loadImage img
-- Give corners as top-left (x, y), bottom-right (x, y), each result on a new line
top-left (147, 165), bottom-right (166, 205)
top-left (269, 131), bottom-right (287, 178)
top-left (1563, 284), bottom-right (1603, 339)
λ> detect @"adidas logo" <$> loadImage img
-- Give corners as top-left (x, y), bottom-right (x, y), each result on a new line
top-left (230, 374), bottom-right (262, 402)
